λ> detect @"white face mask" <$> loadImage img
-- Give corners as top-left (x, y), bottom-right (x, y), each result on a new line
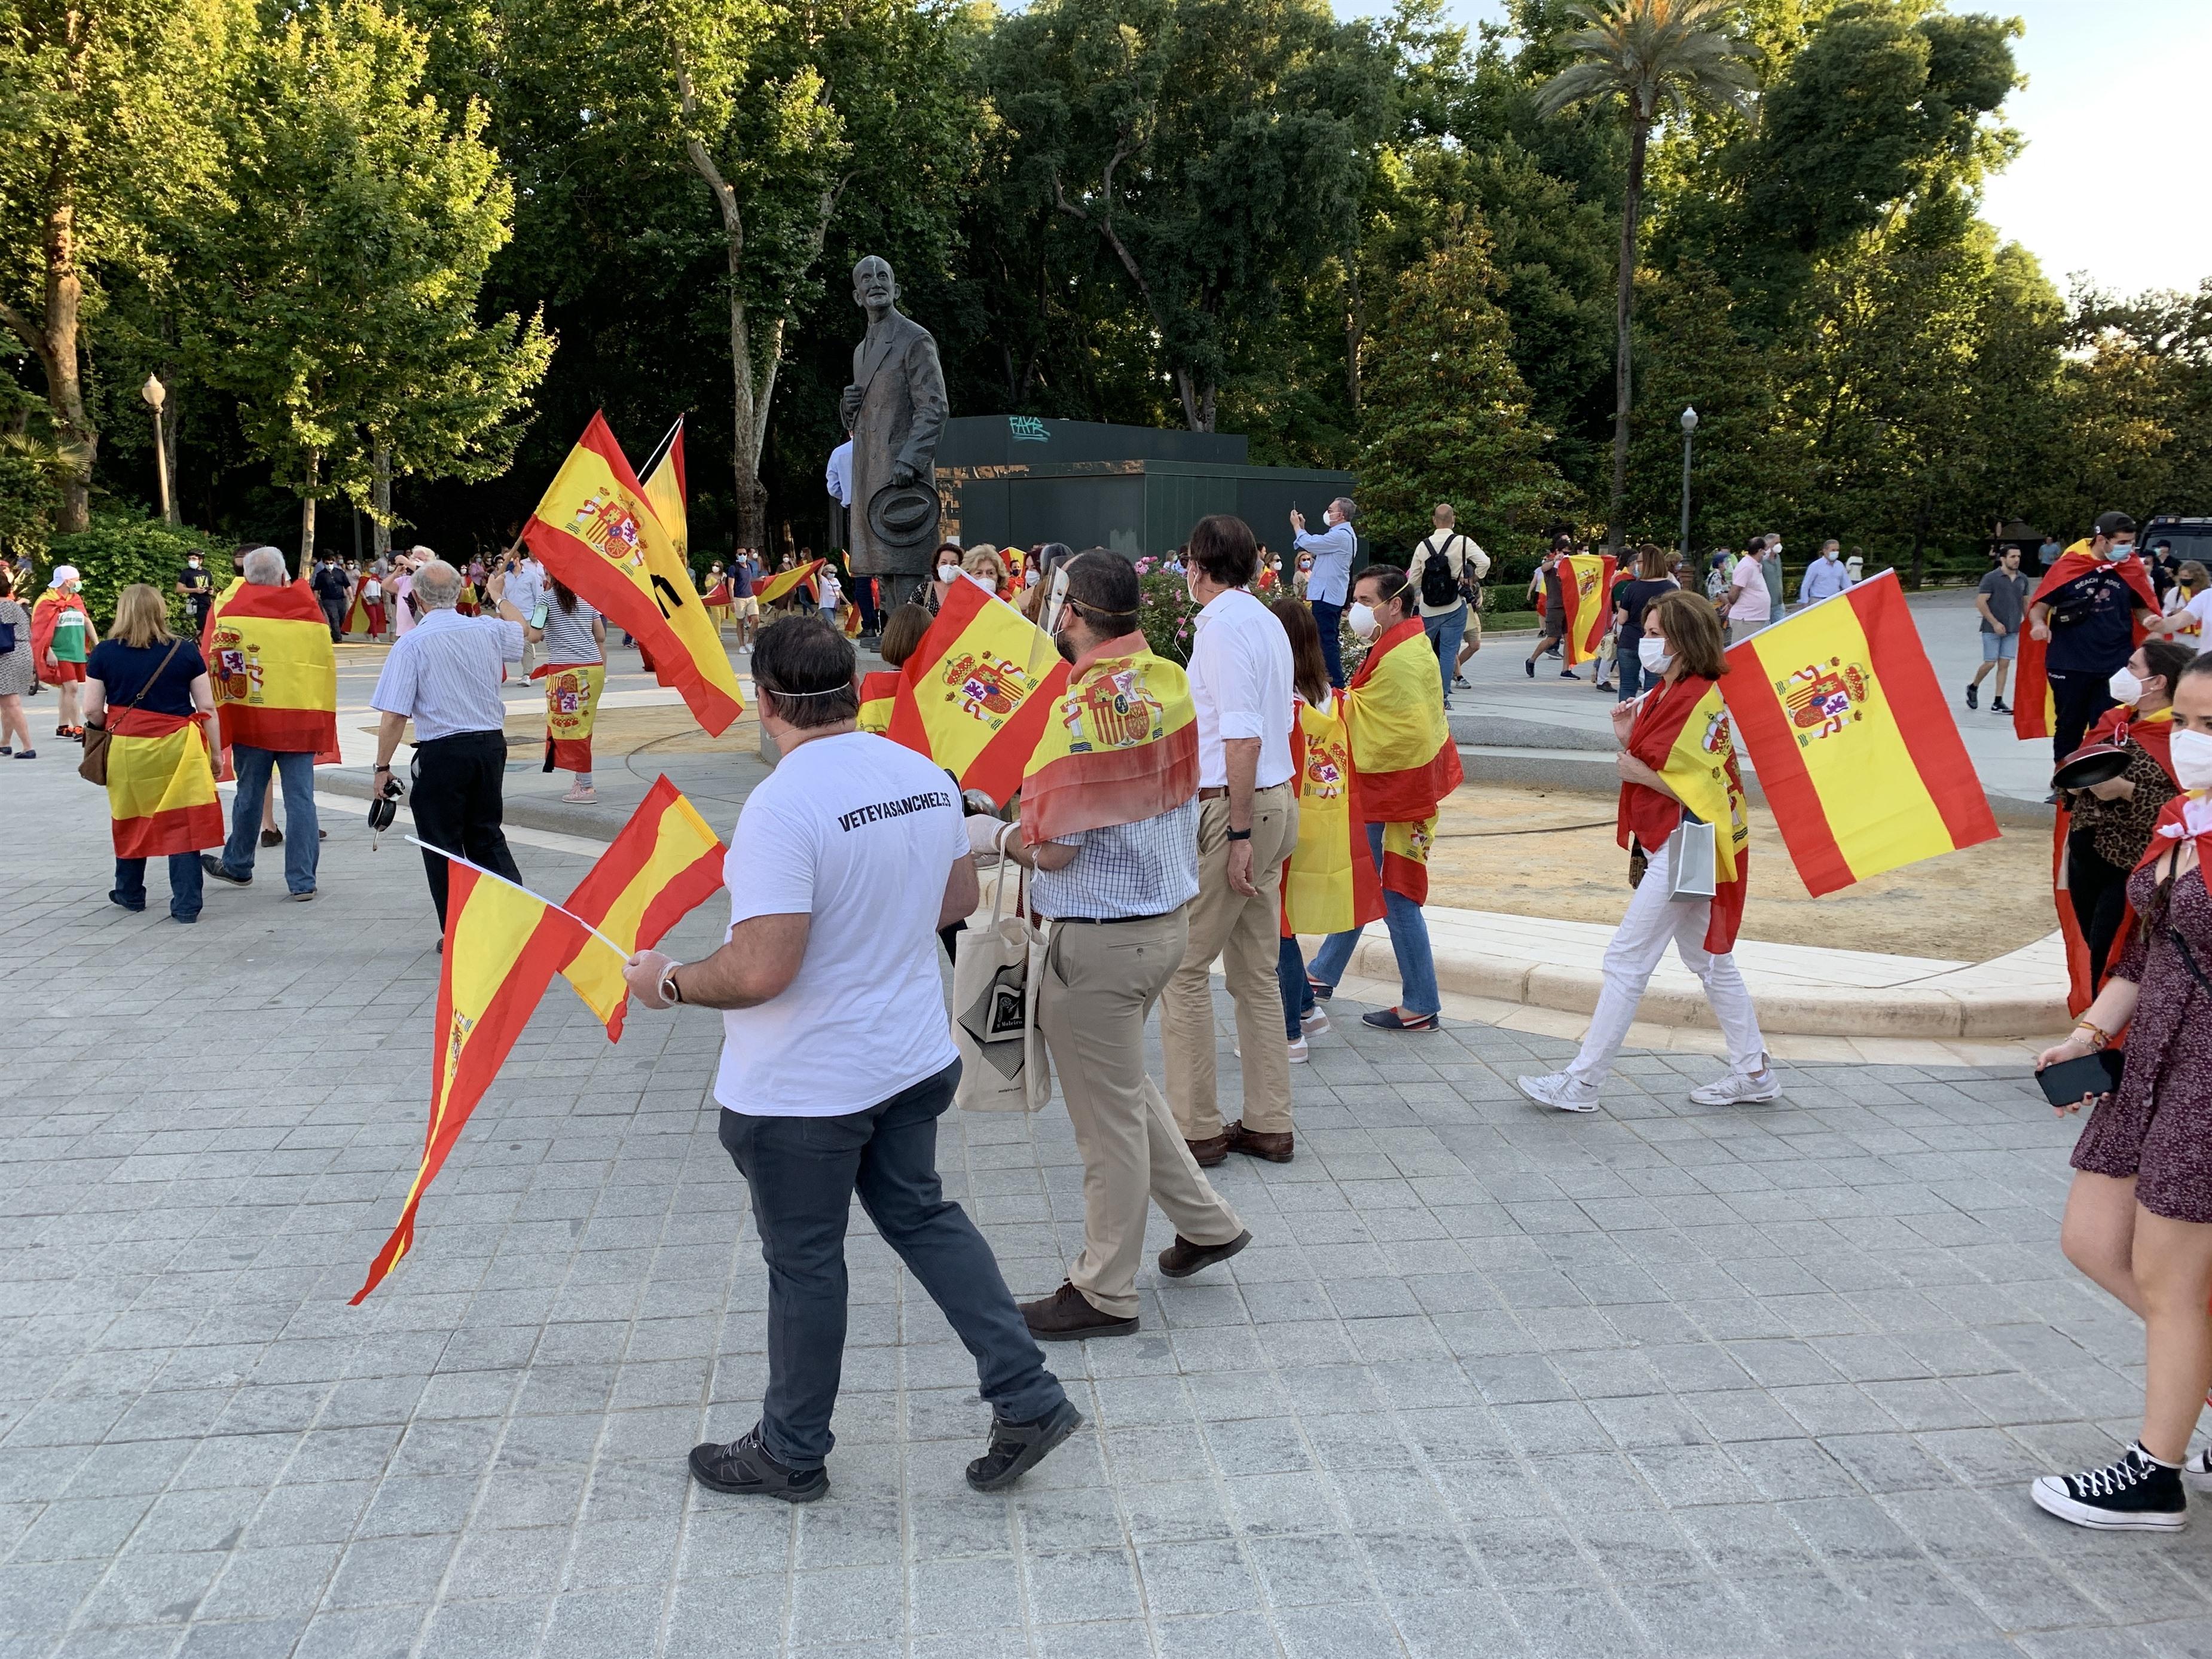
top-left (2109, 667), bottom-right (2145, 707)
top-left (1024, 568), bottom-right (1040, 588)
top-left (1638, 637), bottom-right (1673, 675)
top-left (2172, 729), bottom-right (2212, 793)
top-left (1347, 601), bottom-right (1378, 641)
top-left (936, 564), bottom-right (960, 583)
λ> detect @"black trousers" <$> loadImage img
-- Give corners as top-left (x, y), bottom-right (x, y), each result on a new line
top-left (320, 597), bottom-right (346, 641)
top-left (410, 730), bottom-right (522, 930)
top-left (2068, 832), bottom-right (2134, 989)
top-left (2046, 668), bottom-right (2116, 767)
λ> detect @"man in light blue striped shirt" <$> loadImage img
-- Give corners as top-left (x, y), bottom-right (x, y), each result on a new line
top-left (1290, 496), bottom-right (1356, 686)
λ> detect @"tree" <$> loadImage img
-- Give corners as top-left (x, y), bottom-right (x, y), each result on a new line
top-left (1535, 0), bottom-right (1756, 549)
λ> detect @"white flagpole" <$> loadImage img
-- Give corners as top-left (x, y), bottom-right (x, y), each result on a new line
top-left (408, 837), bottom-right (630, 963)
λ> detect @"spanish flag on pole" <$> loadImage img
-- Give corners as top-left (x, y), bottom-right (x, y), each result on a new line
top-left (204, 579), bottom-right (339, 758)
top-left (1281, 695), bottom-right (1385, 935)
top-left (1619, 672), bottom-right (1751, 951)
top-left (1724, 572), bottom-right (1999, 896)
top-left (104, 708), bottom-right (224, 858)
top-left (523, 413), bottom-right (743, 735)
top-left (856, 670), bottom-right (900, 735)
top-left (756, 560), bottom-right (824, 608)
top-left (353, 857), bottom-right (587, 1302)
top-left (1556, 552), bottom-right (1617, 668)
top-left (557, 777), bottom-right (728, 1041)
top-left (1018, 634), bottom-right (1198, 842)
top-left (888, 574), bottom-right (1069, 806)
top-left (2011, 542), bottom-right (2160, 742)
top-left (640, 418), bottom-right (688, 563)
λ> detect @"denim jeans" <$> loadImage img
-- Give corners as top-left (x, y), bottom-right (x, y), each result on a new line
top-left (716, 1060), bottom-right (1065, 1469)
top-left (1422, 603), bottom-right (1467, 707)
top-left (113, 853), bottom-right (203, 920)
top-left (222, 746), bottom-right (319, 893)
top-left (1615, 641), bottom-right (1644, 702)
top-left (1276, 934), bottom-right (1313, 1040)
top-left (1309, 823), bottom-right (1441, 1016)
top-left (1310, 599), bottom-right (1346, 688)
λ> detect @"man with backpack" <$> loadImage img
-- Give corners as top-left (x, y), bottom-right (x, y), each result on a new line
top-left (1406, 503), bottom-right (1487, 710)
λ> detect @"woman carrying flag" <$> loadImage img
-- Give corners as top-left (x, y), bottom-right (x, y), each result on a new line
top-left (1518, 589), bottom-right (1774, 1114)
top-left (525, 579), bottom-right (606, 805)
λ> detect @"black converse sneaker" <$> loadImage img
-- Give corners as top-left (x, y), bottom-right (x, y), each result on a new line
top-left (2031, 1443), bottom-right (2187, 1530)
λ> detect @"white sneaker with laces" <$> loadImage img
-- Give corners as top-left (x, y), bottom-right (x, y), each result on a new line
top-left (1689, 1068), bottom-right (1781, 1106)
top-left (1517, 1072), bottom-right (1600, 1113)
top-left (1288, 1037), bottom-right (1309, 1064)
top-left (1301, 1007), bottom-right (1330, 1036)
top-left (2187, 1447), bottom-right (2212, 1479)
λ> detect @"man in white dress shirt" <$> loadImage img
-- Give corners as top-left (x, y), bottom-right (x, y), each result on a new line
top-left (1161, 514), bottom-right (1302, 1165)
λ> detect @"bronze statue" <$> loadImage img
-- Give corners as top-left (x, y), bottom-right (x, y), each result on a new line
top-left (841, 255), bottom-right (947, 579)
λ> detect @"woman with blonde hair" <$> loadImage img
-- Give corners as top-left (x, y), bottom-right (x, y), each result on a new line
top-left (961, 543), bottom-right (1009, 598)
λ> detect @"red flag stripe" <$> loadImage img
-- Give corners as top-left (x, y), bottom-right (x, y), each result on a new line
top-left (1847, 582), bottom-right (2000, 851)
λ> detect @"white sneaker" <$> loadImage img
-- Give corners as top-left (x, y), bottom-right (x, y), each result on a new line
top-left (2187, 1448), bottom-right (2212, 1479)
top-left (1517, 1072), bottom-right (1599, 1113)
top-left (1300, 1007), bottom-right (1330, 1035)
top-left (1688, 1068), bottom-right (1781, 1106)
top-left (1288, 1037), bottom-right (1309, 1064)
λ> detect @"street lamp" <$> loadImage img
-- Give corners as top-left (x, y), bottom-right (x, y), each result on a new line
top-left (141, 375), bottom-right (176, 527)
top-left (1678, 406), bottom-right (1698, 561)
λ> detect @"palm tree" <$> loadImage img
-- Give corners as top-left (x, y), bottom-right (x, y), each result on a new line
top-left (1536, 0), bottom-right (1758, 549)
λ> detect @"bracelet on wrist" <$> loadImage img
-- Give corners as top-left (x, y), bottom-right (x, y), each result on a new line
top-left (1226, 827), bottom-right (1253, 842)
top-left (2073, 1019), bottom-right (2109, 1050)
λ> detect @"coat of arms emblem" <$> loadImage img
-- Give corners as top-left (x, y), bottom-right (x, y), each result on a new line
top-left (1060, 662), bottom-right (1163, 753)
top-left (1777, 656), bottom-right (1869, 746)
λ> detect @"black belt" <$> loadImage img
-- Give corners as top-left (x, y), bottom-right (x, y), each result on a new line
top-left (1049, 911), bottom-right (1172, 926)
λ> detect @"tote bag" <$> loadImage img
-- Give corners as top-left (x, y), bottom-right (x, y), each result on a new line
top-left (952, 856), bottom-right (1053, 1113)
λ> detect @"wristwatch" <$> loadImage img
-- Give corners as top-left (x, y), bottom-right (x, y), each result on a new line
top-left (1226, 827), bottom-right (1253, 842)
top-left (659, 964), bottom-right (685, 1006)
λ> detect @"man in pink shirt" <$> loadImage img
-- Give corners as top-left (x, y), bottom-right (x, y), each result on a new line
top-left (1727, 539), bottom-right (1773, 641)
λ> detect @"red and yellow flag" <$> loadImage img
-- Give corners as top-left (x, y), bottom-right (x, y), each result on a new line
top-left (1018, 634), bottom-right (1198, 842)
top-left (1281, 695), bottom-right (1385, 936)
top-left (344, 587), bottom-right (372, 635)
top-left (640, 418), bottom-right (688, 565)
top-left (2011, 543), bottom-right (2160, 742)
top-left (353, 859), bottom-right (586, 1301)
top-left (522, 412), bottom-right (743, 735)
top-left (1618, 673), bottom-right (1750, 951)
top-left (533, 661), bottom-right (605, 772)
top-left (757, 560), bottom-right (824, 608)
top-left (856, 670), bottom-right (900, 735)
top-left (203, 579), bottom-right (339, 757)
top-left (104, 708), bottom-right (224, 859)
top-left (558, 776), bottom-right (728, 1040)
top-left (1343, 618), bottom-right (1464, 825)
top-left (1724, 572), bottom-right (1999, 896)
top-left (1556, 552), bottom-right (1617, 667)
top-left (888, 574), bottom-right (1069, 806)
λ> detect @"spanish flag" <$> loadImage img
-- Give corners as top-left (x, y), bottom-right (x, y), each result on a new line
top-left (1018, 634), bottom-right (1198, 842)
top-left (640, 418), bottom-right (688, 563)
top-left (105, 708), bottom-right (224, 858)
top-left (353, 858), bottom-right (588, 1301)
top-left (856, 670), bottom-right (900, 735)
top-left (1282, 695), bottom-right (1384, 935)
top-left (841, 601), bottom-right (864, 638)
top-left (1618, 672), bottom-right (1750, 951)
top-left (888, 573), bottom-right (1068, 806)
top-left (2012, 543), bottom-right (2160, 742)
top-left (344, 587), bottom-right (372, 636)
top-left (1556, 552), bottom-right (1617, 668)
top-left (204, 579), bottom-right (339, 757)
top-left (1343, 617), bottom-right (1463, 824)
top-left (533, 661), bottom-right (605, 772)
top-left (1724, 572), bottom-right (1999, 896)
top-left (2053, 704), bottom-right (2179, 1012)
top-left (757, 560), bottom-right (823, 608)
top-left (522, 413), bottom-right (744, 735)
top-left (558, 777), bottom-right (727, 1040)
top-left (29, 590), bottom-right (88, 685)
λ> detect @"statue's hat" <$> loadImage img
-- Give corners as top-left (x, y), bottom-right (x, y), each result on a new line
top-left (867, 481), bottom-right (940, 553)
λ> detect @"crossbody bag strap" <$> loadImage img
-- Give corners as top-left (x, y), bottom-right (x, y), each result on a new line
top-left (2166, 922), bottom-right (2212, 1001)
top-left (112, 636), bottom-right (187, 726)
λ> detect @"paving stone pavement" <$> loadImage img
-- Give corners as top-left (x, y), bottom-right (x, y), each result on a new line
top-left (3, 753), bottom-right (2210, 1659)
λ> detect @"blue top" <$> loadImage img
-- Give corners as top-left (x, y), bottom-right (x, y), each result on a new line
top-left (1798, 556), bottom-right (1853, 606)
top-left (1294, 520), bottom-right (1356, 606)
top-left (87, 639), bottom-right (206, 719)
top-left (369, 607), bottom-right (525, 741)
top-left (2043, 567), bottom-right (2143, 675)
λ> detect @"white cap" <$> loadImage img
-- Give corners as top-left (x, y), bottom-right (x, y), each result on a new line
top-left (49, 564), bottom-right (79, 587)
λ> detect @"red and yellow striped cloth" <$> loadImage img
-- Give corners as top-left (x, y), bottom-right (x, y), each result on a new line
top-left (1556, 552), bottom-right (1617, 668)
top-left (756, 560), bottom-right (824, 608)
top-left (532, 661), bottom-right (605, 771)
top-left (1281, 695), bottom-right (1384, 936)
top-left (105, 708), bottom-right (224, 859)
top-left (203, 579), bottom-right (339, 756)
top-left (558, 776), bottom-right (727, 1040)
top-left (1018, 634), bottom-right (1197, 842)
top-left (1618, 673), bottom-right (1750, 952)
top-left (856, 670), bottom-right (901, 735)
top-left (887, 574), bottom-right (1069, 806)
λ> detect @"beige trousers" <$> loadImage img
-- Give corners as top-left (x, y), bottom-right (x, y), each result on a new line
top-left (1162, 786), bottom-right (1300, 1139)
top-left (1037, 909), bottom-right (1245, 1318)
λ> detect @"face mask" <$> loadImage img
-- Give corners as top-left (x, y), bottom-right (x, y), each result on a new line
top-left (2109, 667), bottom-right (2145, 706)
top-left (1638, 638), bottom-right (1673, 674)
top-left (2173, 728), bottom-right (2212, 793)
top-left (2104, 542), bottom-right (2133, 562)
top-left (1025, 569), bottom-right (1041, 588)
top-left (936, 564), bottom-right (960, 583)
top-left (1347, 601), bottom-right (1378, 640)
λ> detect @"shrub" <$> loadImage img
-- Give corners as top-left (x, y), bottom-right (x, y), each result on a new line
top-left (43, 515), bottom-right (233, 630)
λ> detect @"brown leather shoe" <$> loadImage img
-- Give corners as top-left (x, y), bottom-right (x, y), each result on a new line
top-left (1157, 1229), bottom-right (1252, 1279)
top-left (1226, 1121), bottom-right (1294, 1163)
top-left (1185, 1131), bottom-right (1232, 1168)
top-left (1019, 1281), bottom-right (1137, 1342)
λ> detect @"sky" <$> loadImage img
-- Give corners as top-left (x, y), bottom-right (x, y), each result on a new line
top-left (1416, 0), bottom-right (2212, 300)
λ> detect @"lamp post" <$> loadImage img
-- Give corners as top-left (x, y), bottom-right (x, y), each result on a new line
top-left (1678, 406), bottom-right (1698, 561)
top-left (142, 375), bottom-right (176, 526)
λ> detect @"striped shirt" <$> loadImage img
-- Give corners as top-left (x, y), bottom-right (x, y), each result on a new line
top-left (369, 608), bottom-right (524, 741)
top-left (1029, 798), bottom-right (1200, 921)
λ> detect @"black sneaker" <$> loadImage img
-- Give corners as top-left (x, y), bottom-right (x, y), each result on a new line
top-left (1964, 682), bottom-right (1978, 710)
top-left (688, 1426), bottom-right (828, 1503)
top-left (966, 1398), bottom-right (1083, 1493)
top-left (201, 854), bottom-right (250, 887)
top-left (2031, 1444), bottom-right (2186, 1530)
top-left (1992, 699), bottom-right (2011, 714)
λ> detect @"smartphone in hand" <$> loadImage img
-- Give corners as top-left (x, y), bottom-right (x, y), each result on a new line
top-left (2036, 1049), bottom-right (2124, 1107)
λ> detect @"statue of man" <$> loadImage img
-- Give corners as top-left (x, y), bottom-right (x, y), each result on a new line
top-left (841, 255), bottom-right (947, 579)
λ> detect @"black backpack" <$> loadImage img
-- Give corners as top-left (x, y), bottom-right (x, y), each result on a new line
top-left (1417, 536), bottom-right (1461, 609)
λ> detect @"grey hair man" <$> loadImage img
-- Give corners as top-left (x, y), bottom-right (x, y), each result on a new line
top-left (368, 557), bottom-right (531, 936)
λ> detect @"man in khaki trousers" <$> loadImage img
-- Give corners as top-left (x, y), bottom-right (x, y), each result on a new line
top-left (1160, 515), bottom-right (1301, 1165)
top-left (974, 551), bottom-right (1249, 1340)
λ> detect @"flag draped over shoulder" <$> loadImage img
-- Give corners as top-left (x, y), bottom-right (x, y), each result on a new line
top-left (1619, 673), bottom-right (1750, 952)
top-left (2052, 705), bottom-right (2178, 1013)
top-left (2012, 543), bottom-right (2160, 742)
top-left (1018, 634), bottom-right (1198, 842)
top-left (756, 560), bottom-right (823, 608)
top-left (29, 591), bottom-right (85, 685)
top-left (888, 575), bottom-right (1070, 806)
top-left (203, 579), bottom-right (339, 758)
top-left (522, 412), bottom-right (743, 735)
top-left (353, 860), bottom-right (587, 1302)
top-left (1556, 552), bottom-right (1617, 667)
top-left (533, 661), bottom-right (605, 772)
top-left (856, 670), bottom-right (900, 735)
top-left (1341, 617), bottom-right (1462, 903)
top-left (1723, 572), bottom-right (1999, 896)
top-left (105, 708), bottom-right (224, 858)
top-left (1282, 695), bottom-right (1385, 936)
top-left (558, 777), bottom-right (727, 1040)
top-left (344, 587), bottom-right (372, 636)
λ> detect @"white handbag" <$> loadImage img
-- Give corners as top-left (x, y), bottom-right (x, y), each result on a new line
top-left (951, 856), bottom-right (1054, 1113)
top-left (1664, 813), bottom-right (1718, 900)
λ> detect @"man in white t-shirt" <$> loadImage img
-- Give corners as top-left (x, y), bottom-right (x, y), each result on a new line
top-left (623, 613), bottom-right (1078, 1504)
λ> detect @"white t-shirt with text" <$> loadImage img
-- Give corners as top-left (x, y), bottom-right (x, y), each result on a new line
top-left (714, 732), bottom-right (964, 1117)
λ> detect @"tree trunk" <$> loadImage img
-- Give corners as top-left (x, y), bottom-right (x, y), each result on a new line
top-left (0, 193), bottom-right (97, 533)
top-left (299, 451), bottom-right (320, 572)
top-left (1345, 265), bottom-right (1363, 418)
top-left (1909, 500), bottom-right (1929, 590)
top-left (1606, 117), bottom-right (1651, 553)
top-left (371, 445), bottom-right (391, 560)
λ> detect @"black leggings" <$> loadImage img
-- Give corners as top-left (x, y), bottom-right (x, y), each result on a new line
top-left (2069, 832), bottom-right (2133, 988)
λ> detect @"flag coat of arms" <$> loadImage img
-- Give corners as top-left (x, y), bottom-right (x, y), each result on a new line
top-left (888, 575), bottom-right (1070, 806)
top-left (522, 413), bottom-right (743, 735)
top-left (2012, 542), bottom-right (2159, 742)
top-left (1722, 572), bottom-right (1999, 896)
top-left (1281, 695), bottom-right (1385, 935)
top-left (1556, 552), bottom-right (1618, 668)
top-left (558, 777), bottom-right (729, 1040)
top-left (1018, 635), bottom-right (1198, 842)
top-left (203, 578), bottom-right (340, 757)
top-left (534, 661), bottom-right (606, 771)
